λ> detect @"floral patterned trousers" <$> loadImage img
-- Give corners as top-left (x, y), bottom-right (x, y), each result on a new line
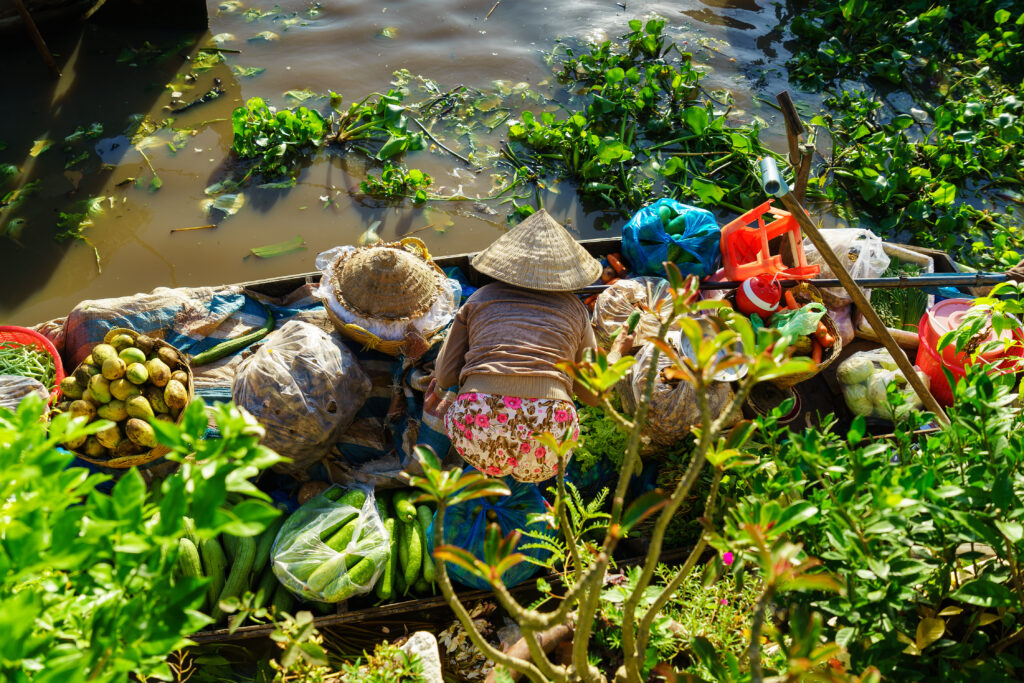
top-left (444, 392), bottom-right (579, 483)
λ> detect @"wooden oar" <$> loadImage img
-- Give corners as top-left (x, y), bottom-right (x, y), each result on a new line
top-left (578, 272), bottom-right (1007, 295)
top-left (758, 156), bottom-right (950, 425)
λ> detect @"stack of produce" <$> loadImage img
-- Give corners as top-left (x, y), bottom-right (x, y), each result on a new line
top-left (272, 486), bottom-right (390, 603)
top-left (55, 329), bottom-right (192, 464)
top-left (374, 490), bottom-right (436, 600)
top-left (836, 349), bottom-right (930, 421)
top-left (175, 515), bottom-right (292, 626)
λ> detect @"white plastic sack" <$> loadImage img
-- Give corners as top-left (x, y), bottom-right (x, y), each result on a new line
top-left (592, 277), bottom-right (673, 347)
top-left (629, 331), bottom-right (735, 450)
top-left (0, 375), bottom-right (49, 411)
top-left (314, 246), bottom-right (461, 342)
top-left (836, 348), bottom-right (930, 421)
top-left (272, 485), bottom-right (388, 602)
top-left (232, 320), bottom-right (372, 474)
top-left (803, 229), bottom-right (890, 306)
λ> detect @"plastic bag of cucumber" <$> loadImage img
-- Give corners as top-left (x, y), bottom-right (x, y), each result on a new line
top-left (271, 485), bottom-right (437, 603)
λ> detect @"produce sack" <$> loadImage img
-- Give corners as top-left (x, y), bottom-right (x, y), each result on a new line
top-left (232, 320), bottom-right (372, 474)
top-left (622, 198), bottom-right (720, 278)
top-left (428, 470), bottom-right (547, 590)
top-left (592, 277), bottom-right (673, 347)
top-left (0, 375), bottom-right (48, 411)
top-left (836, 348), bottom-right (930, 421)
top-left (802, 229), bottom-right (890, 307)
top-left (272, 484), bottom-right (388, 602)
top-left (628, 332), bottom-right (736, 450)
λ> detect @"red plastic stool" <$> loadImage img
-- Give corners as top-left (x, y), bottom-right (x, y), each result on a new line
top-left (720, 200), bottom-right (819, 281)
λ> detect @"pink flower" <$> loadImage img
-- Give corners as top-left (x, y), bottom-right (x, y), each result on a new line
top-left (485, 465), bottom-right (503, 476)
top-left (496, 413), bottom-right (509, 424)
top-left (572, 428), bottom-right (580, 440)
top-left (552, 463), bottom-right (559, 473)
top-left (554, 409), bottom-right (570, 423)
top-left (520, 442), bottom-right (532, 454)
top-left (506, 457), bottom-right (518, 467)
top-left (722, 551), bottom-right (734, 566)
top-left (463, 429), bottom-right (474, 441)
top-left (456, 446), bottom-right (465, 455)
top-left (464, 414), bottom-right (474, 425)
top-left (535, 446), bottom-right (547, 459)
top-left (503, 396), bottom-right (523, 410)
top-left (720, 598), bottom-right (729, 605)
top-left (476, 414), bottom-right (490, 428)
top-left (458, 393), bottom-right (470, 401)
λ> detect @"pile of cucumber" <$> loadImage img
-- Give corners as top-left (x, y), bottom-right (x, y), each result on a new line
top-left (175, 514), bottom-right (292, 627)
top-left (372, 489), bottom-right (437, 600)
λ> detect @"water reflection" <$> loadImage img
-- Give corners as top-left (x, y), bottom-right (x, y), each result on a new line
top-left (3, 0), bottom-right (812, 325)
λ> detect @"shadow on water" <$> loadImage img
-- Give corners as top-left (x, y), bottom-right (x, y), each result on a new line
top-left (0, 20), bottom-right (215, 313)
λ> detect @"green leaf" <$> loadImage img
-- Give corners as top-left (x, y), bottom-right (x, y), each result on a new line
top-left (249, 235), bottom-right (306, 258)
top-left (691, 178), bottom-right (724, 205)
top-left (929, 181), bottom-right (957, 206)
top-left (951, 579), bottom-right (1015, 608)
top-left (769, 501), bottom-right (818, 537)
top-left (622, 490), bottom-right (669, 533)
top-left (683, 106), bottom-right (709, 134)
top-left (995, 519), bottom-right (1024, 544)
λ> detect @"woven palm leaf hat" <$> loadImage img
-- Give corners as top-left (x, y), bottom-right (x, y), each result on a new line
top-left (332, 242), bottom-right (444, 321)
top-left (472, 209), bottom-right (602, 291)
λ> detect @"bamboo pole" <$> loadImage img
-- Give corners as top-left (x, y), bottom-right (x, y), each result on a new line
top-left (12, 0), bottom-right (61, 79)
top-left (758, 156), bottom-right (950, 425)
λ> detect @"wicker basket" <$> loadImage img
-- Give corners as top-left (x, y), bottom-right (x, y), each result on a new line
top-left (65, 327), bottom-right (194, 469)
top-left (324, 237), bottom-right (449, 357)
top-left (770, 313), bottom-right (843, 389)
top-left (744, 382), bottom-right (802, 423)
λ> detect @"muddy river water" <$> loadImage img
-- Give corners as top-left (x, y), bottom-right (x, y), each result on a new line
top-left (1, 0), bottom-right (817, 325)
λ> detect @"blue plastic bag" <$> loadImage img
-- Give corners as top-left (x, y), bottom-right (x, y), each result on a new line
top-left (428, 470), bottom-right (548, 590)
top-left (622, 198), bottom-right (720, 277)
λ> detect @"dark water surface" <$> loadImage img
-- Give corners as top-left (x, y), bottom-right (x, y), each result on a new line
top-left (0, 0), bottom-right (815, 325)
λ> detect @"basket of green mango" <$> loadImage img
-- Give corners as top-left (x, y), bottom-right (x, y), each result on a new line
top-left (55, 327), bottom-right (194, 468)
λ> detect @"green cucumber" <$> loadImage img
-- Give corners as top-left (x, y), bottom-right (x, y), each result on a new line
top-left (307, 554), bottom-right (348, 594)
top-left (625, 310), bottom-right (642, 334)
top-left (375, 517), bottom-right (396, 601)
top-left (190, 304), bottom-right (274, 366)
top-left (392, 490), bottom-right (417, 523)
top-left (182, 516), bottom-right (201, 548)
top-left (214, 534), bottom-right (255, 621)
top-left (413, 577), bottom-right (430, 594)
top-left (398, 519), bottom-right (422, 589)
top-left (416, 505), bottom-right (436, 584)
top-left (322, 547), bottom-right (388, 602)
top-left (252, 566), bottom-right (279, 610)
top-left (200, 537), bottom-right (227, 610)
top-left (177, 538), bottom-right (203, 580)
top-left (253, 516), bottom-right (285, 573)
top-left (325, 518), bottom-right (359, 553)
top-left (271, 584), bottom-right (294, 615)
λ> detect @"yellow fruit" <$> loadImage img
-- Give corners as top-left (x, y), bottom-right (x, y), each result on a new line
top-left (101, 357), bottom-right (126, 381)
top-left (69, 400), bottom-right (96, 422)
top-left (164, 380), bottom-right (188, 412)
top-left (125, 418), bottom-right (157, 448)
top-left (125, 363), bottom-right (149, 385)
top-left (126, 395), bottom-right (155, 420)
top-left (91, 344), bottom-right (118, 366)
top-left (110, 334), bottom-right (136, 351)
top-left (119, 347), bottom-right (146, 365)
top-left (88, 375), bottom-right (112, 404)
top-left (110, 378), bottom-right (142, 401)
top-left (97, 400), bottom-right (128, 422)
top-left (96, 423), bottom-right (122, 449)
top-left (145, 359), bottom-right (171, 387)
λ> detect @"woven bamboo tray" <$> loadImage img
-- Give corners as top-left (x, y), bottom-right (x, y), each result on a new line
top-left (64, 327), bottom-right (194, 469)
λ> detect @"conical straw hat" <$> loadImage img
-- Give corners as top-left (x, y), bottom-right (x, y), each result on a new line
top-left (333, 244), bottom-right (443, 321)
top-left (472, 209), bottom-right (602, 291)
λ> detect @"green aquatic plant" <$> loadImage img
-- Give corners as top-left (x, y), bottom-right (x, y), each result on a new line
top-left (359, 162), bottom-right (432, 204)
top-left (506, 18), bottom-right (790, 217)
top-left (231, 96), bottom-right (327, 185)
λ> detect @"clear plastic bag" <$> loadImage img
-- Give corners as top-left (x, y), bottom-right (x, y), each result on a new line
top-left (836, 348), bottom-right (930, 421)
top-left (802, 229), bottom-right (890, 306)
top-left (592, 277), bottom-right (673, 347)
top-left (232, 320), bottom-right (372, 474)
top-left (272, 484), bottom-right (388, 602)
top-left (628, 331), bottom-right (735, 450)
top-left (0, 374), bottom-right (49, 411)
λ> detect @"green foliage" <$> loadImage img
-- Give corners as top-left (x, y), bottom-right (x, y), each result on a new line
top-left (359, 162), bottom-right (432, 204)
top-left (789, 1), bottom-right (1024, 268)
top-left (231, 96), bottom-right (327, 184)
top-left (0, 395), bottom-right (282, 682)
top-left (572, 400), bottom-right (631, 473)
top-left (519, 482), bottom-right (610, 579)
top-left (733, 366), bottom-right (1024, 678)
top-left (338, 641), bottom-right (423, 682)
top-left (507, 18), bottom-right (788, 216)
top-left (333, 88), bottom-right (426, 160)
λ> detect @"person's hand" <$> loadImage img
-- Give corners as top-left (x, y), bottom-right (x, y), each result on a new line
top-left (423, 377), bottom-right (441, 414)
top-left (609, 322), bottom-right (636, 359)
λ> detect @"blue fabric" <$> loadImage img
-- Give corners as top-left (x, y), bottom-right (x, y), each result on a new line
top-left (428, 469), bottom-right (548, 590)
top-left (622, 198), bottom-right (720, 277)
top-left (444, 266), bottom-right (476, 304)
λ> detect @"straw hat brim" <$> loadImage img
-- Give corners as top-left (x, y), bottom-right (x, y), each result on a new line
top-left (471, 209), bottom-right (603, 291)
